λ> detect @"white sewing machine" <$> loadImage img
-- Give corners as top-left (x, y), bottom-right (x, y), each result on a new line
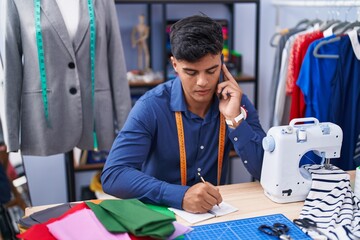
top-left (260, 117), bottom-right (343, 203)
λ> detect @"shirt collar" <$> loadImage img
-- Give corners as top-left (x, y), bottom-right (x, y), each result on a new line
top-left (170, 77), bottom-right (187, 112)
top-left (170, 77), bottom-right (220, 121)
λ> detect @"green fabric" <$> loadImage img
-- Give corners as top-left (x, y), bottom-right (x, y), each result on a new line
top-left (145, 204), bottom-right (175, 219)
top-left (86, 202), bottom-right (127, 232)
top-left (86, 199), bottom-right (175, 239)
top-left (143, 205), bottom-right (184, 240)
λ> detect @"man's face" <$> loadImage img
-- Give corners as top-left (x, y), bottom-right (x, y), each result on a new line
top-left (171, 53), bottom-right (222, 107)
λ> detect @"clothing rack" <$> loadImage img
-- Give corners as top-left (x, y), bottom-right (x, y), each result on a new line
top-left (272, 0), bottom-right (360, 7)
top-left (272, 0), bottom-right (360, 29)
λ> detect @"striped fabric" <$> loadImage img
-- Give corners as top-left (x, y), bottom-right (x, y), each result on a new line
top-left (300, 165), bottom-right (360, 239)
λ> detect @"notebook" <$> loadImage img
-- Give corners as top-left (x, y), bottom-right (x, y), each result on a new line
top-left (169, 201), bottom-right (238, 224)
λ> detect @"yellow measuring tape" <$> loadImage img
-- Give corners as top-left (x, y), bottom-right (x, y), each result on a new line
top-left (175, 112), bottom-right (226, 186)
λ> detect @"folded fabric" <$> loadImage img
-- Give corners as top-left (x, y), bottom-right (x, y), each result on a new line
top-left (145, 204), bottom-right (192, 239)
top-left (300, 165), bottom-right (360, 239)
top-left (145, 204), bottom-right (175, 219)
top-left (19, 203), bottom-right (74, 228)
top-left (47, 208), bottom-right (130, 240)
top-left (168, 221), bottom-right (192, 240)
top-left (18, 202), bottom-right (89, 240)
top-left (86, 199), bottom-right (175, 239)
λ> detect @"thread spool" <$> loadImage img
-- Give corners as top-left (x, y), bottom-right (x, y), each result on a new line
top-left (355, 166), bottom-right (360, 199)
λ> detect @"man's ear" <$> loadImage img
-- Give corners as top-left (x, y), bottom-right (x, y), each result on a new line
top-left (170, 56), bottom-right (177, 72)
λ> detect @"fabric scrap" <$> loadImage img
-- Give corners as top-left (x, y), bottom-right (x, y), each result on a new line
top-left (300, 165), bottom-right (360, 239)
top-left (86, 199), bottom-right (175, 239)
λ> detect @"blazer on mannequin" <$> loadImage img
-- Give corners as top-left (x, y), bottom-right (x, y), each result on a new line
top-left (3, 0), bottom-right (132, 156)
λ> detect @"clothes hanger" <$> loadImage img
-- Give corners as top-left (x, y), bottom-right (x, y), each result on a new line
top-left (338, 21), bottom-right (360, 35)
top-left (313, 36), bottom-right (341, 59)
top-left (270, 32), bottom-right (282, 47)
top-left (319, 19), bottom-right (341, 32)
top-left (332, 21), bottom-right (351, 35)
top-left (294, 19), bottom-right (311, 29)
top-left (308, 18), bottom-right (323, 27)
top-left (269, 28), bottom-right (290, 47)
top-left (269, 18), bottom-right (312, 47)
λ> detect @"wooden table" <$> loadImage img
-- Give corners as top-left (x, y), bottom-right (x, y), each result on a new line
top-left (25, 171), bottom-right (356, 227)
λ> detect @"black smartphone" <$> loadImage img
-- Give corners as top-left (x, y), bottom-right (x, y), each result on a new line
top-left (218, 54), bottom-right (224, 99)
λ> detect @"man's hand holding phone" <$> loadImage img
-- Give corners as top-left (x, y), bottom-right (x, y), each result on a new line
top-left (217, 56), bottom-right (244, 128)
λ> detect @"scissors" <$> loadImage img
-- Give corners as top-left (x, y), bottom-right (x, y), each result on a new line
top-left (293, 218), bottom-right (329, 239)
top-left (258, 223), bottom-right (293, 240)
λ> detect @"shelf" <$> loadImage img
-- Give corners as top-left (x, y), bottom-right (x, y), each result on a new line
top-left (235, 74), bottom-right (255, 83)
top-left (75, 150), bottom-right (238, 172)
top-left (74, 163), bottom-right (104, 172)
top-left (129, 79), bottom-right (164, 87)
top-left (128, 74), bottom-right (254, 88)
top-left (115, 0), bottom-right (259, 3)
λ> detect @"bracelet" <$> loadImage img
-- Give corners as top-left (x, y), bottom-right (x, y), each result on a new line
top-left (225, 107), bottom-right (247, 127)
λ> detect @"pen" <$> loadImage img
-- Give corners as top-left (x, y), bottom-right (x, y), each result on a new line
top-left (197, 172), bottom-right (221, 208)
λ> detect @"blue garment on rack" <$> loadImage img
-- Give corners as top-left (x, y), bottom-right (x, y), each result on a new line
top-left (330, 35), bottom-right (360, 170)
top-left (297, 34), bottom-right (339, 122)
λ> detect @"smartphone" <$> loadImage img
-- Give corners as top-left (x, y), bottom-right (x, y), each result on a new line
top-left (218, 54), bottom-right (224, 99)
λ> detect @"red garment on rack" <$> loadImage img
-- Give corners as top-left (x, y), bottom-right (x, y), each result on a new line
top-left (286, 30), bottom-right (323, 120)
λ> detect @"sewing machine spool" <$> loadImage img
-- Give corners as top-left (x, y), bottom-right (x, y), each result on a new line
top-left (260, 117), bottom-right (343, 203)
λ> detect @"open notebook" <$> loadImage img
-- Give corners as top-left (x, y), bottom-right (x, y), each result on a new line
top-left (168, 201), bottom-right (238, 224)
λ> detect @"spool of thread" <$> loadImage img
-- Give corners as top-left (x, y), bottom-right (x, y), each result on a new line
top-left (355, 166), bottom-right (360, 199)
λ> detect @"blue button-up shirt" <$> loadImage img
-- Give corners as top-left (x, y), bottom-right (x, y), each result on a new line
top-left (101, 77), bottom-right (265, 209)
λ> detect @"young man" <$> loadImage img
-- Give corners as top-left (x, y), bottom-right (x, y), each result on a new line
top-left (101, 15), bottom-right (266, 213)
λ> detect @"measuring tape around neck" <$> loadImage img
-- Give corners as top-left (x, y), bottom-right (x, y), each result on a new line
top-left (175, 112), bottom-right (226, 186)
top-left (34, 0), bottom-right (99, 150)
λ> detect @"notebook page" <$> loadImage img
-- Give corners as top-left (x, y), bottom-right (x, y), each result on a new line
top-left (169, 201), bottom-right (238, 224)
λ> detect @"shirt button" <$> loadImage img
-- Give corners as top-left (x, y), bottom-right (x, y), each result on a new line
top-left (69, 87), bottom-right (77, 95)
top-left (200, 146), bottom-right (204, 150)
top-left (244, 160), bottom-right (248, 164)
top-left (68, 62), bottom-right (75, 69)
top-left (234, 137), bottom-right (238, 141)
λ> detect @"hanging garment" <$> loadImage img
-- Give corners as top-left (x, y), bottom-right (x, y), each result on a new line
top-left (296, 35), bottom-right (339, 122)
top-left (300, 165), bottom-right (360, 239)
top-left (273, 30), bottom-right (306, 126)
top-left (3, 0), bottom-right (131, 155)
top-left (269, 28), bottom-right (305, 126)
top-left (329, 33), bottom-right (360, 170)
top-left (287, 30), bottom-right (324, 121)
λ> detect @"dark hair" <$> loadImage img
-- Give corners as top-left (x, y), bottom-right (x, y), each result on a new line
top-left (170, 15), bottom-right (223, 62)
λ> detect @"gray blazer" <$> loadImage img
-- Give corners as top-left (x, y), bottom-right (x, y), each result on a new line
top-left (3, 0), bottom-right (131, 155)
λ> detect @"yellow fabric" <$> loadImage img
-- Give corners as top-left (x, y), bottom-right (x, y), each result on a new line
top-left (89, 171), bottom-right (103, 192)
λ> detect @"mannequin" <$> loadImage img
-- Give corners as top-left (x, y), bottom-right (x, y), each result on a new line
top-left (131, 14), bottom-right (150, 72)
top-left (3, 0), bottom-right (131, 155)
top-left (2, 0), bottom-right (131, 204)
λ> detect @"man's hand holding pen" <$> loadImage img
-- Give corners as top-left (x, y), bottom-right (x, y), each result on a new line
top-left (182, 176), bottom-right (223, 214)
